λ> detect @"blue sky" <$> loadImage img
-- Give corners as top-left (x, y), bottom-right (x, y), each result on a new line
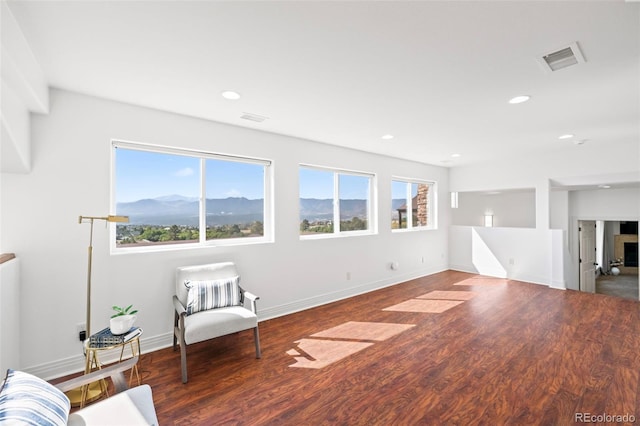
top-left (299, 168), bottom-right (370, 199)
top-left (116, 148), bottom-right (372, 203)
top-left (391, 180), bottom-right (420, 199)
top-left (115, 149), bottom-right (264, 202)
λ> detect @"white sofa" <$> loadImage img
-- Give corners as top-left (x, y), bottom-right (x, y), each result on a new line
top-left (0, 357), bottom-right (158, 425)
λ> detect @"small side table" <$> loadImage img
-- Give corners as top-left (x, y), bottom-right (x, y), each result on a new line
top-left (79, 333), bottom-right (142, 407)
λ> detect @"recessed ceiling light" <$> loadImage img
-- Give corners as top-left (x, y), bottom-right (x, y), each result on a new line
top-left (451, 153), bottom-right (461, 158)
top-left (558, 134), bottom-right (574, 139)
top-left (221, 91), bottom-right (241, 100)
top-left (381, 134), bottom-right (394, 140)
top-left (599, 185), bottom-right (611, 189)
top-left (508, 95), bottom-right (530, 104)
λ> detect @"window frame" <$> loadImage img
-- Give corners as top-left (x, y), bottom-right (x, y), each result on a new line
top-left (391, 177), bottom-right (437, 232)
top-left (111, 140), bottom-right (273, 252)
top-left (299, 164), bottom-right (377, 240)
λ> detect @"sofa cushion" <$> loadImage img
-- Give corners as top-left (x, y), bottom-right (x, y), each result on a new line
top-left (184, 276), bottom-right (241, 315)
top-left (0, 369), bottom-right (70, 426)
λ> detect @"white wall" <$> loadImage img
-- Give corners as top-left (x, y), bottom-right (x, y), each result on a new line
top-left (0, 89), bottom-right (450, 378)
top-left (0, 1), bottom-right (48, 174)
top-left (449, 226), bottom-right (563, 287)
top-left (0, 257), bottom-right (21, 372)
top-left (451, 190), bottom-right (535, 228)
top-left (569, 187), bottom-right (640, 220)
top-left (449, 146), bottom-right (640, 194)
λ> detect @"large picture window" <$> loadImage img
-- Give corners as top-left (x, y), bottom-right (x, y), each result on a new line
top-left (391, 178), bottom-right (436, 231)
top-left (113, 141), bottom-right (271, 249)
top-left (299, 165), bottom-right (375, 237)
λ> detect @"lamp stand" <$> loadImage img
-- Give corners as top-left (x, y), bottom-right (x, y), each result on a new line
top-left (65, 215), bottom-right (129, 407)
top-left (85, 218), bottom-right (95, 339)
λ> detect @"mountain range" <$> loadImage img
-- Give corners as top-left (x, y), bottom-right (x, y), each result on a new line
top-left (117, 195), bottom-right (407, 226)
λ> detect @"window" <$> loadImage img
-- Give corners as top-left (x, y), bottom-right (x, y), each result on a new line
top-left (112, 141), bottom-right (271, 249)
top-left (391, 178), bottom-right (436, 231)
top-left (451, 191), bottom-right (459, 209)
top-left (299, 165), bottom-right (375, 237)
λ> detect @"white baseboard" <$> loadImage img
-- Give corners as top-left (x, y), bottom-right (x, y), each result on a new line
top-left (26, 332), bottom-right (174, 381)
top-left (448, 264), bottom-right (478, 275)
top-left (258, 267), bottom-right (446, 321)
top-left (449, 264), bottom-right (551, 287)
top-left (27, 353), bottom-right (86, 381)
top-left (510, 273), bottom-right (549, 286)
top-left (549, 280), bottom-right (567, 290)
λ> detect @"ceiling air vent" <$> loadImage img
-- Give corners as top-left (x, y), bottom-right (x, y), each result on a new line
top-left (538, 42), bottom-right (585, 73)
top-left (240, 112), bottom-right (268, 123)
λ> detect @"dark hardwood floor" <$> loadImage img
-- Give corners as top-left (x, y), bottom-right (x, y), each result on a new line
top-left (67, 271), bottom-right (640, 425)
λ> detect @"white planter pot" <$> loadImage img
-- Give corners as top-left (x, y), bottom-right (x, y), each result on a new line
top-left (110, 314), bottom-right (136, 335)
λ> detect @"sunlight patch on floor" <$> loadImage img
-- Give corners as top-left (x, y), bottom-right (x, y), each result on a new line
top-left (383, 299), bottom-right (465, 313)
top-left (311, 321), bottom-right (415, 341)
top-left (287, 286), bottom-right (484, 369)
top-left (416, 290), bottom-right (477, 300)
top-left (454, 276), bottom-right (508, 286)
top-left (287, 321), bottom-right (415, 369)
top-left (288, 339), bottom-right (374, 369)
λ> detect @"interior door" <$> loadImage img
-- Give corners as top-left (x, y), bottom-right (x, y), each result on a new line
top-left (579, 220), bottom-right (597, 293)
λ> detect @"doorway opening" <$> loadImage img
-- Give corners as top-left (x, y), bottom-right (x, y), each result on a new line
top-left (581, 220), bottom-right (639, 300)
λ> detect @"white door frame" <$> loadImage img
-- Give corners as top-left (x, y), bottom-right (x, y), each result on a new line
top-left (575, 219), bottom-right (640, 299)
top-left (578, 220), bottom-right (597, 293)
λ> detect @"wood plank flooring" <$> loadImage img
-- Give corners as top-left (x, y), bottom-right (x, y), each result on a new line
top-left (67, 271), bottom-right (640, 425)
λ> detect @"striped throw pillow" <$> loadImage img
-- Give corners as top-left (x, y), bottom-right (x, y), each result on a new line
top-left (184, 276), bottom-right (241, 315)
top-left (0, 369), bottom-right (70, 426)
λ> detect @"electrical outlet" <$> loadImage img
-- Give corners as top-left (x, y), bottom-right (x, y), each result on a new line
top-left (76, 323), bottom-right (86, 341)
top-left (346, 272), bottom-right (351, 280)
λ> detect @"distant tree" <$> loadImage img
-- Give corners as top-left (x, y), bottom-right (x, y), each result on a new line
top-left (119, 236), bottom-right (137, 245)
top-left (340, 217), bottom-right (366, 231)
top-left (300, 219), bottom-right (310, 232)
top-left (140, 227), bottom-right (164, 242)
top-left (314, 223), bottom-right (333, 233)
top-left (251, 221), bottom-right (264, 235)
top-left (168, 225), bottom-right (180, 240)
top-left (178, 228), bottom-right (197, 241)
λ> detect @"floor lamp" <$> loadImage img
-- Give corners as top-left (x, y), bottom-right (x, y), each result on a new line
top-left (66, 214), bottom-right (129, 407)
top-left (79, 215), bottom-right (129, 339)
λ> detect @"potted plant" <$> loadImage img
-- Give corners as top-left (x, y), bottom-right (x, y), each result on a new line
top-left (110, 304), bottom-right (138, 335)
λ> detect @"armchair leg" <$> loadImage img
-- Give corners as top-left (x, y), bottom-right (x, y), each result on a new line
top-left (254, 326), bottom-right (262, 359)
top-left (180, 340), bottom-right (188, 384)
top-left (176, 313), bottom-right (188, 383)
top-left (173, 312), bottom-right (178, 351)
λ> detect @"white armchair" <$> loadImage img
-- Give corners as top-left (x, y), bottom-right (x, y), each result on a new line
top-left (0, 357), bottom-right (158, 426)
top-left (173, 262), bottom-right (261, 383)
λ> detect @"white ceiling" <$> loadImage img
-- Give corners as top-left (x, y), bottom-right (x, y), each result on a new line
top-left (6, 1), bottom-right (640, 168)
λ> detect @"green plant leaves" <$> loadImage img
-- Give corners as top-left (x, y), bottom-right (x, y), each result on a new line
top-left (111, 304), bottom-right (138, 318)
